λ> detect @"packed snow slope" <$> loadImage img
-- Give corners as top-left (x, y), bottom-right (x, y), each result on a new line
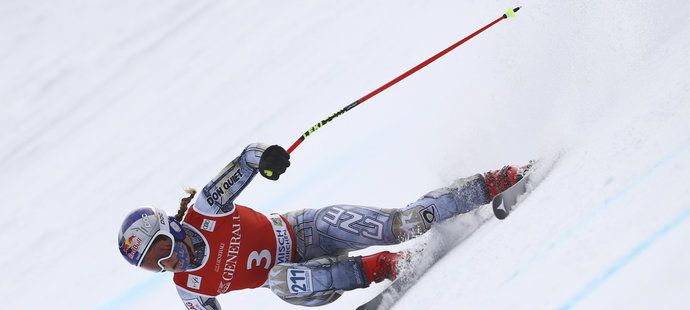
top-left (1, 1), bottom-right (689, 309)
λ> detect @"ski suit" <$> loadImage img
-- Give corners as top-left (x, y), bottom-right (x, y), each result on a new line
top-left (175, 144), bottom-right (492, 309)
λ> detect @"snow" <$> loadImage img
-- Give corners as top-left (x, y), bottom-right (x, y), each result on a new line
top-left (1, 1), bottom-right (688, 309)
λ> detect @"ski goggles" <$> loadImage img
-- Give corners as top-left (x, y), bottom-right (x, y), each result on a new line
top-left (137, 212), bottom-right (184, 272)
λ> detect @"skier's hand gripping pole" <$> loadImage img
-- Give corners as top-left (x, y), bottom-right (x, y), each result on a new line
top-left (285, 7), bottom-right (521, 154)
top-left (259, 145), bottom-right (291, 180)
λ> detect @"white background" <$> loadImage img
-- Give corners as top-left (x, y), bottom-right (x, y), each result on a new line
top-left (1, 1), bottom-right (688, 309)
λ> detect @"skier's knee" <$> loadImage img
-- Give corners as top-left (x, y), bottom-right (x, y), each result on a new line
top-left (269, 257), bottom-right (367, 306)
top-left (269, 263), bottom-right (342, 306)
top-left (391, 204), bottom-right (436, 242)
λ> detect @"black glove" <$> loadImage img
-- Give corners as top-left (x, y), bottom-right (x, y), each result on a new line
top-left (259, 145), bottom-right (290, 180)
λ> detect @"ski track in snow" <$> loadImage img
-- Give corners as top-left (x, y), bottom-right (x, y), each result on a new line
top-left (1, 1), bottom-right (689, 309)
top-left (561, 203), bottom-right (690, 309)
top-left (502, 139), bottom-right (690, 288)
top-left (509, 139), bottom-right (690, 309)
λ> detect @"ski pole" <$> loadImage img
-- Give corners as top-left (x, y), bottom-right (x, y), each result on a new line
top-left (286, 7), bottom-right (521, 154)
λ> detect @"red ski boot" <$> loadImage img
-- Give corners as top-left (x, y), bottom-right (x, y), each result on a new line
top-left (361, 251), bottom-right (400, 283)
top-left (483, 163), bottom-right (531, 201)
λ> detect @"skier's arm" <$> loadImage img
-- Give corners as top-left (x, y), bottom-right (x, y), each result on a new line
top-left (195, 143), bottom-right (290, 215)
top-left (177, 286), bottom-right (221, 310)
top-left (195, 143), bottom-right (266, 214)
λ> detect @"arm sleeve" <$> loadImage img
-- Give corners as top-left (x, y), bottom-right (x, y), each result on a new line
top-left (177, 286), bottom-right (222, 310)
top-left (194, 143), bottom-right (268, 215)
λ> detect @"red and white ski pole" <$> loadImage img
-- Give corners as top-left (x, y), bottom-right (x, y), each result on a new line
top-left (286, 7), bottom-right (521, 154)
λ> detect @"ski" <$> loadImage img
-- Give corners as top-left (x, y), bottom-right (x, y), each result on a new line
top-left (492, 157), bottom-right (559, 219)
top-left (492, 169), bottom-right (532, 219)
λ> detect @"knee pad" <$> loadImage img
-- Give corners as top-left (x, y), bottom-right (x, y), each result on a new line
top-left (391, 203), bottom-right (437, 241)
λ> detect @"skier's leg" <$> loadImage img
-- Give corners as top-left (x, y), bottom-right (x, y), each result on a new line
top-left (393, 165), bottom-right (530, 240)
top-left (284, 167), bottom-right (528, 260)
top-left (283, 205), bottom-right (401, 260)
top-left (391, 173), bottom-right (490, 241)
top-left (268, 252), bottom-right (399, 306)
top-left (282, 174), bottom-right (489, 260)
top-left (267, 256), bottom-right (362, 306)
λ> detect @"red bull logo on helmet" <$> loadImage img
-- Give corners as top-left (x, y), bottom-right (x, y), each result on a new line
top-left (123, 235), bottom-right (143, 259)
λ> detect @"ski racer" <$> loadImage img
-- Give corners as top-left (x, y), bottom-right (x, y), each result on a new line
top-left (117, 143), bottom-right (528, 309)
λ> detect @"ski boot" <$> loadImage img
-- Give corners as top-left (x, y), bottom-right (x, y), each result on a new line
top-left (483, 162), bottom-right (532, 201)
top-left (361, 251), bottom-right (400, 283)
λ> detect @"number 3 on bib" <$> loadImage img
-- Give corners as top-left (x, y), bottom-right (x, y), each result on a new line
top-left (247, 249), bottom-right (272, 270)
